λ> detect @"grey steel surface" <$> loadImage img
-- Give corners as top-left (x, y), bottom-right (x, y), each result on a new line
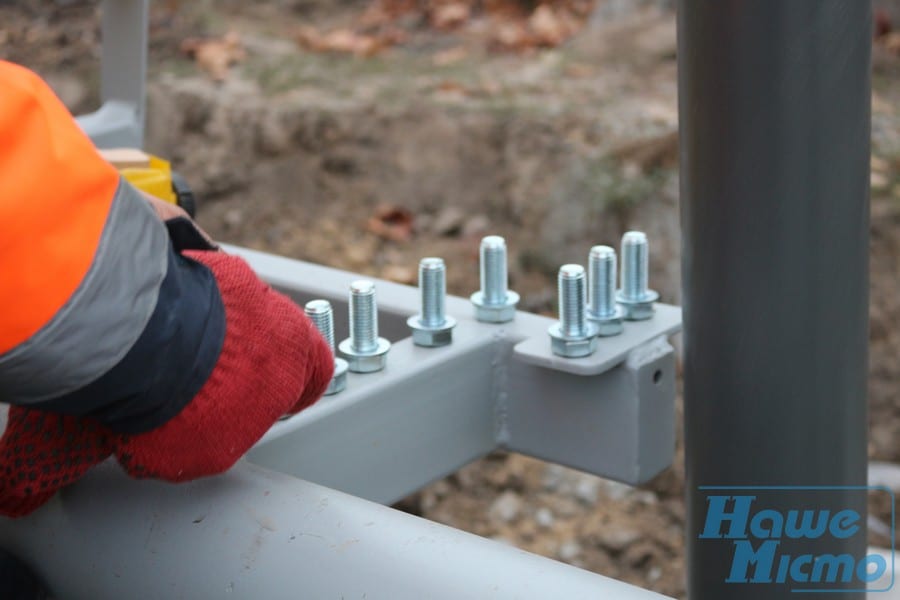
top-left (514, 303), bottom-right (681, 375)
top-left (678, 1), bottom-right (872, 598)
top-left (0, 461), bottom-right (672, 600)
top-left (225, 245), bottom-right (681, 501)
top-left (76, 0), bottom-right (148, 147)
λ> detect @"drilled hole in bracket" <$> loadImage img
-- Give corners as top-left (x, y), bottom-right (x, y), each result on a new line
top-left (653, 369), bottom-right (663, 385)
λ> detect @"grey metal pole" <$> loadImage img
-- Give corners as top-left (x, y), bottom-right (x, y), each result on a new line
top-left (679, 1), bottom-right (871, 599)
top-left (101, 0), bottom-right (148, 141)
top-left (0, 461), bottom-right (672, 600)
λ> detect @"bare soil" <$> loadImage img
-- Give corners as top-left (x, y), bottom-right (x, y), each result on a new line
top-left (2, 1), bottom-right (899, 597)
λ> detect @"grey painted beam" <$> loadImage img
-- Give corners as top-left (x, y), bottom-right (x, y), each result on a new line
top-left (0, 461), bottom-right (673, 600)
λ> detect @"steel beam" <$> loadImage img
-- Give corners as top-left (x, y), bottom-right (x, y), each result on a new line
top-left (0, 461), bottom-right (672, 600)
top-left (679, 1), bottom-right (872, 598)
top-left (230, 245), bottom-right (681, 502)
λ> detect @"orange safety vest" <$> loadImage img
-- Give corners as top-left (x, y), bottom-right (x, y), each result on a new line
top-left (0, 60), bottom-right (120, 352)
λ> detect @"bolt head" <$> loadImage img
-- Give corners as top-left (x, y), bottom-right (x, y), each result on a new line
top-left (587, 305), bottom-right (625, 336)
top-left (325, 358), bottom-right (349, 395)
top-left (470, 291), bottom-right (519, 323)
top-left (548, 323), bottom-right (598, 358)
top-left (338, 338), bottom-right (391, 373)
top-left (616, 289), bottom-right (659, 321)
top-left (407, 315), bottom-right (456, 347)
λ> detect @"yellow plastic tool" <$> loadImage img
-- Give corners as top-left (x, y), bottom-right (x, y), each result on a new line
top-left (99, 148), bottom-right (195, 216)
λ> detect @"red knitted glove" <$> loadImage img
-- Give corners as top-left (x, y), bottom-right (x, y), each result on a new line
top-left (115, 251), bottom-right (333, 482)
top-left (0, 408), bottom-right (118, 518)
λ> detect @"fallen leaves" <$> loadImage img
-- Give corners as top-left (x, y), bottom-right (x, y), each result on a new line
top-left (296, 26), bottom-right (404, 57)
top-left (881, 32), bottom-right (900, 56)
top-left (874, 9), bottom-right (900, 56)
top-left (366, 204), bottom-right (416, 242)
top-left (294, 0), bottom-right (593, 58)
top-left (430, 2), bottom-right (471, 31)
top-left (180, 31), bottom-right (245, 81)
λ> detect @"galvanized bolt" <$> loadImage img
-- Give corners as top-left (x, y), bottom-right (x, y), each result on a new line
top-left (587, 245), bottom-right (624, 336)
top-left (305, 300), bottom-right (348, 395)
top-left (470, 235), bottom-right (519, 323)
top-left (338, 280), bottom-right (391, 372)
top-left (548, 264), bottom-right (598, 358)
top-left (616, 231), bottom-right (659, 320)
top-left (408, 257), bottom-right (456, 347)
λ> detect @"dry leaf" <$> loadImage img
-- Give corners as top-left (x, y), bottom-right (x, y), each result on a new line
top-left (381, 264), bottom-right (416, 284)
top-left (491, 21), bottom-right (533, 51)
top-left (435, 79), bottom-right (468, 93)
top-left (296, 26), bottom-right (396, 57)
top-left (882, 32), bottom-right (900, 55)
top-left (431, 3), bottom-right (470, 31)
top-left (529, 5), bottom-right (569, 47)
top-left (180, 31), bottom-right (245, 81)
top-left (432, 46), bottom-right (468, 66)
top-left (366, 204), bottom-right (415, 242)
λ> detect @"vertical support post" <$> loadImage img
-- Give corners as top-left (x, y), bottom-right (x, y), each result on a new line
top-left (77, 0), bottom-right (148, 147)
top-left (678, 1), bottom-right (871, 599)
top-left (101, 0), bottom-right (148, 143)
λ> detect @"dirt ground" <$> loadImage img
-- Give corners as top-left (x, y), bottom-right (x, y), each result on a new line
top-left (2, 1), bottom-right (899, 597)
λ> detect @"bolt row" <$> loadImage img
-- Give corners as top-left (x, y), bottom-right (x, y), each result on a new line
top-left (548, 230), bottom-right (658, 358)
top-left (304, 231), bottom-right (658, 394)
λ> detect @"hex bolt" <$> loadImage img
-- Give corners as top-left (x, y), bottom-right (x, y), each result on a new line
top-left (586, 245), bottom-right (624, 336)
top-left (548, 264), bottom-right (598, 358)
top-left (616, 231), bottom-right (659, 320)
top-left (304, 300), bottom-right (348, 395)
top-left (338, 280), bottom-right (391, 373)
top-left (470, 235), bottom-right (519, 323)
top-left (408, 257), bottom-right (457, 347)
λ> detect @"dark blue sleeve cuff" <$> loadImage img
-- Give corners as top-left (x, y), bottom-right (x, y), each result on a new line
top-left (33, 241), bottom-right (226, 434)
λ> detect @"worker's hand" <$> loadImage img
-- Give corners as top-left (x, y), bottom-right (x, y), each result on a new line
top-left (0, 408), bottom-right (119, 518)
top-left (114, 250), bottom-right (334, 482)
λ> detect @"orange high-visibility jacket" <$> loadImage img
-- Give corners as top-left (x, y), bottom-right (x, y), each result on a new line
top-left (0, 61), bottom-right (225, 432)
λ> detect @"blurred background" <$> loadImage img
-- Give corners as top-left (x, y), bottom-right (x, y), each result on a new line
top-left (1, 0), bottom-right (898, 596)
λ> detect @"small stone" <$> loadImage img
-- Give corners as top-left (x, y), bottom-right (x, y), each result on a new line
top-left (869, 461), bottom-right (900, 493)
top-left (648, 566), bottom-right (662, 582)
top-left (542, 464), bottom-right (567, 492)
top-left (557, 540), bottom-right (582, 562)
top-left (550, 496), bottom-right (581, 518)
top-left (872, 170), bottom-right (889, 191)
top-left (431, 206), bottom-right (466, 237)
top-left (595, 527), bottom-right (642, 552)
top-left (488, 491), bottom-right (522, 524)
top-left (44, 72), bottom-right (88, 111)
top-left (534, 507), bottom-right (555, 529)
top-left (223, 209), bottom-right (244, 230)
top-left (601, 479), bottom-right (633, 501)
top-left (462, 214), bottom-right (491, 238)
top-left (632, 490), bottom-right (659, 505)
top-left (574, 476), bottom-right (600, 506)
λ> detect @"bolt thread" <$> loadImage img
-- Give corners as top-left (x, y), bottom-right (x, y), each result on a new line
top-left (588, 246), bottom-right (617, 318)
top-left (304, 299), bottom-right (335, 355)
top-left (558, 264), bottom-right (587, 337)
top-left (349, 280), bottom-right (378, 353)
top-left (621, 231), bottom-right (649, 300)
top-left (480, 235), bottom-right (508, 305)
top-left (419, 257), bottom-right (446, 327)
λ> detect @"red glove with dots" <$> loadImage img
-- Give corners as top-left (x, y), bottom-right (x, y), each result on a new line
top-left (0, 251), bottom-right (333, 516)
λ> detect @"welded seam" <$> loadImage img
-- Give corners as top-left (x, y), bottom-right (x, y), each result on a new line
top-left (491, 328), bottom-right (512, 446)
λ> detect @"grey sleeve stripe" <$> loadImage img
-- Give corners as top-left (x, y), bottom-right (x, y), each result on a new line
top-left (0, 180), bottom-right (169, 405)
